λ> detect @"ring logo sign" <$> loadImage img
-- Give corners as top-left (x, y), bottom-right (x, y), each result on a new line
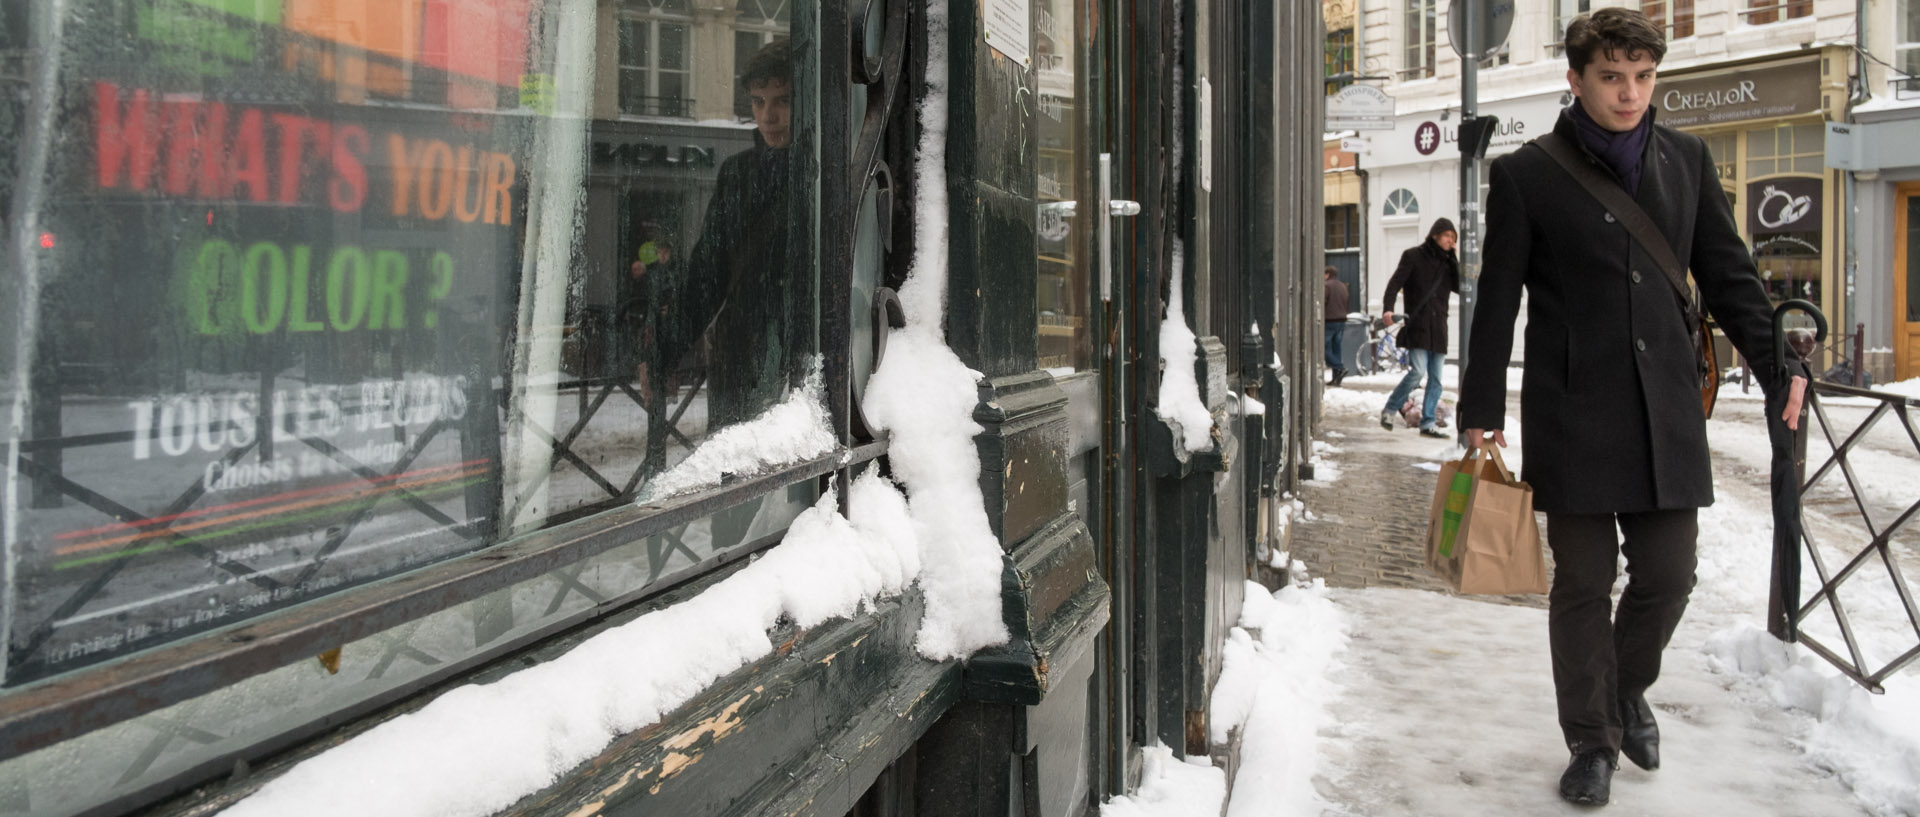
top-left (1755, 184), bottom-right (1813, 230)
top-left (1415, 121), bottom-right (1441, 156)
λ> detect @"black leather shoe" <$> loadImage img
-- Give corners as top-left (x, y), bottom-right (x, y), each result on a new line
top-left (1419, 427), bottom-right (1448, 439)
top-left (1559, 748), bottom-right (1616, 806)
top-left (1330, 368), bottom-right (1346, 387)
top-left (1620, 695), bottom-right (1661, 771)
top-left (1380, 410), bottom-right (1395, 430)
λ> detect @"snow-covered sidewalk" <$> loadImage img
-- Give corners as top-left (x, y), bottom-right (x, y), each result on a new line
top-left (1106, 373), bottom-right (1920, 817)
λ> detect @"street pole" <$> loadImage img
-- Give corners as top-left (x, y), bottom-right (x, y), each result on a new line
top-left (1457, 0), bottom-right (1481, 445)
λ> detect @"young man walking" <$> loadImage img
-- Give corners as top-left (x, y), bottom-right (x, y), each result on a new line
top-left (1381, 218), bottom-right (1460, 438)
top-left (1458, 8), bottom-right (1806, 806)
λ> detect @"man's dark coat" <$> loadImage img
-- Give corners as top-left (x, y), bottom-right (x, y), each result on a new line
top-left (1383, 238), bottom-right (1460, 353)
top-left (1460, 110), bottom-right (1791, 515)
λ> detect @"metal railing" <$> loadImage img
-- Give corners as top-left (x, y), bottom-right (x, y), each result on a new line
top-left (1768, 301), bottom-right (1920, 693)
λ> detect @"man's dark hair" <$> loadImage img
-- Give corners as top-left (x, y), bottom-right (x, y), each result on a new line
top-left (1564, 8), bottom-right (1666, 74)
top-left (1324, 266), bottom-right (1338, 277)
top-left (742, 38), bottom-right (792, 90)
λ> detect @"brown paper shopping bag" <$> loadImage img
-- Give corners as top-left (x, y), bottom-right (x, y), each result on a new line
top-left (1426, 444), bottom-right (1548, 595)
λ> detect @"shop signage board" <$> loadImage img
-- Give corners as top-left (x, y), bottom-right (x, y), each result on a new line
top-left (1655, 59), bottom-right (1821, 129)
top-left (1367, 92), bottom-right (1564, 167)
top-left (985, 0), bottom-right (1032, 68)
top-left (1748, 176), bottom-right (1823, 254)
top-left (1327, 84), bottom-right (1396, 131)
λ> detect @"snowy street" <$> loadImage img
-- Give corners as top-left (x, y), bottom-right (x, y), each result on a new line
top-left (1105, 367), bottom-right (1920, 817)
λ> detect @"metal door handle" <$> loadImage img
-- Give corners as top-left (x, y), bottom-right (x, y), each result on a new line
top-left (1098, 154), bottom-right (1139, 302)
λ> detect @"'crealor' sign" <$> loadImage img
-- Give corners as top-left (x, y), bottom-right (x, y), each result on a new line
top-left (1657, 59), bottom-right (1821, 129)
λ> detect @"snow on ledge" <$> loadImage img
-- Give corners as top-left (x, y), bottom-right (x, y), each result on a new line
top-left (858, 0), bottom-right (1008, 662)
top-left (1157, 239), bottom-right (1215, 453)
top-left (221, 471), bottom-right (920, 817)
top-left (639, 359), bottom-right (836, 501)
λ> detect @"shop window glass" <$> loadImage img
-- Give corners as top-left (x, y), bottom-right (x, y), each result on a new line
top-left (1705, 131), bottom-right (1738, 183)
top-left (0, 2), bottom-right (822, 812)
top-left (1036, 0), bottom-right (1091, 372)
top-left (0, 0), bottom-right (810, 708)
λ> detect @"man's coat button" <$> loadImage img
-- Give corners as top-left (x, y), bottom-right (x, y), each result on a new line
top-left (1636, 339), bottom-right (1647, 352)
top-left (1604, 212), bottom-right (1617, 223)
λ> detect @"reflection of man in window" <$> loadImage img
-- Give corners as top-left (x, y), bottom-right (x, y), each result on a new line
top-left (657, 38), bottom-right (799, 429)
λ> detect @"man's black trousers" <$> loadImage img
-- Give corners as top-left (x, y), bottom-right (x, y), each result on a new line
top-left (1544, 509), bottom-right (1699, 756)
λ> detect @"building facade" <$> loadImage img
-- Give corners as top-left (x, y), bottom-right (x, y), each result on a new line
top-left (1842, 0), bottom-right (1920, 381)
top-left (1347, 0), bottom-right (1859, 371)
top-left (0, 2), bottom-right (1325, 816)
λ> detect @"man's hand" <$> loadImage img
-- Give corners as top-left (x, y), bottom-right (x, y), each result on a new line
top-left (1783, 374), bottom-right (1808, 431)
top-left (1381, 310), bottom-right (1394, 326)
top-left (1465, 428), bottom-right (1507, 449)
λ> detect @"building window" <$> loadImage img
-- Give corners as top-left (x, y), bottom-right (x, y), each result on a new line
top-left (1744, 0), bottom-right (1813, 25)
top-left (1550, 0), bottom-right (1592, 56)
top-left (1326, 205), bottom-right (1361, 250)
top-left (1642, 0), bottom-right (1696, 39)
top-left (1746, 122), bottom-right (1825, 177)
top-left (1402, 0), bottom-right (1436, 80)
top-left (1326, 28), bottom-right (1356, 95)
top-left (1898, 0), bottom-right (1920, 97)
top-left (1385, 188), bottom-right (1420, 217)
top-left (620, 0), bottom-right (694, 118)
top-left (734, 0), bottom-right (792, 117)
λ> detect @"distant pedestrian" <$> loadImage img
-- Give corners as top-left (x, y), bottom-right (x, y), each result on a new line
top-left (1458, 8), bottom-right (1808, 806)
top-left (1324, 266), bottom-right (1350, 387)
top-left (1380, 218), bottom-right (1459, 438)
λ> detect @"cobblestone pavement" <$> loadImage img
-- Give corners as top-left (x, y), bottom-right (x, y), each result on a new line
top-left (1288, 375), bottom-right (1548, 609)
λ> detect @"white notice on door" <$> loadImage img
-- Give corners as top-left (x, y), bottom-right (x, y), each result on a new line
top-left (984, 0), bottom-right (1031, 68)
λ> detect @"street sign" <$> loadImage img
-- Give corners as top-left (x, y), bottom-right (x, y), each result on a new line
top-left (1326, 84), bottom-right (1396, 131)
top-left (1448, 0), bottom-right (1514, 59)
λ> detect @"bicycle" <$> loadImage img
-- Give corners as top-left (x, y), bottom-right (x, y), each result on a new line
top-left (1354, 315), bottom-right (1410, 376)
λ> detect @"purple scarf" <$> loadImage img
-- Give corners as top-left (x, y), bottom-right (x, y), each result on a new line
top-left (1568, 103), bottom-right (1652, 195)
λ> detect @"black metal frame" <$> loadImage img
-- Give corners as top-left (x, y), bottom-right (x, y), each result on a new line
top-left (1775, 379), bottom-right (1920, 692)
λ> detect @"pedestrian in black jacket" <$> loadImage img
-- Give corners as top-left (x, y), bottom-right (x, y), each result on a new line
top-left (1381, 218), bottom-right (1460, 437)
top-left (1457, 9), bottom-right (1807, 806)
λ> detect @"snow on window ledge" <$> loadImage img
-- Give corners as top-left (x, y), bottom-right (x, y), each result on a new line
top-left (637, 358), bottom-right (837, 502)
top-left (221, 470), bottom-right (921, 817)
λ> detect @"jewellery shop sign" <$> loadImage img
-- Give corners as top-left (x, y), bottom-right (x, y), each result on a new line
top-left (1656, 59), bottom-right (1820, 129)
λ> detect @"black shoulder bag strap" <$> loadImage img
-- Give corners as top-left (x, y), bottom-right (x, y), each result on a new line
top-left (1536, 131), bottom-right (1721, 417)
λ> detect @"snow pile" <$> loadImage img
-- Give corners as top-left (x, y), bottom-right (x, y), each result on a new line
top-left (858, 0), bottom-right (1008, 661)
top-left (222, 471), bottom-right (920, 817)
top-left (1704, 627), bottom-right (1920, 817)
top-left (640, 360), bottom-right (836, 500)
top-left (1305, 439), bottom-right (1342, 483)
top-left (1098, 744), bottom-right (1226, 817)
top-left (1157, 239), bottom-right (1214, 453)
top-left (1209, 579), bottom-right (1349, 817)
